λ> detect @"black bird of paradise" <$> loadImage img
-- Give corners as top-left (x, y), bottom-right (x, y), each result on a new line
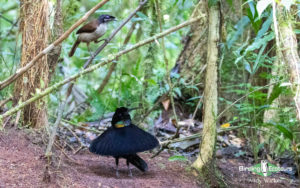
top-left (89, 107), bottom-right (159, 177)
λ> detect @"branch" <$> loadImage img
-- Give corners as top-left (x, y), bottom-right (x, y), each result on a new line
top-left (83, 0), bottom-right (148, 69)
top-left (97, 63), bottom-right (117, 94)
top-left (151, 124), bottom-right (247, 158)
top-left (0, 0), bottom-right (110, 91)
top-left (45, 101), bottom-right (66, 157)
top-left (0, 97), bottom-right (13, 108)
top-left (55, 0), bottom-right (147, 138)
top-left (48, 0), bottom-right (63, 80)
top-left (97, 19), bottom-right (138, 93)
top-left (49, 114), bottom-right (105, 133)
top-left (0, 16), bottom-right (204, 126)
top-left (0, 14), bottom-right (14, 24)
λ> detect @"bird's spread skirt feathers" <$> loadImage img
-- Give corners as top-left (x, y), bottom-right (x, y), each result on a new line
top-left (89, 125), bottom-right (158, 156)
top-left (124, 154), bottom-right (148, 172)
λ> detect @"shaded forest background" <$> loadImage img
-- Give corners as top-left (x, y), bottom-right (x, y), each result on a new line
top-left (0, 0), bottom-right (300, 187)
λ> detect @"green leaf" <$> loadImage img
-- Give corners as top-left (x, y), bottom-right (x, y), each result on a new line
top-left (244, 61), bottom-right (252, 74)
top-left (136, 11), bottom-right (148, 21)
top-left (131, 17), bottom-right (144, 22)
top-left (234, 150), bottom-right (246, 157)
top-left (268, 84), bottom-right (283, 104)
top-left (146, 79), bottom-right (157, 85)
top-left (168, 155), bottom-right (188, 162)
top-left (252, 43), bottom-right (267, 74)
top-left (173, 87), bottom-right (182, 97)
top-left (255, 12), bottom-right (273, 40)
top-left (294, 29), bottom-right (300, 34)
top-left (275, 125), bottom-right (293, 140)
top-left (248, 0), bottom-right (256, 18)
top-left (186, 85), bottom-right (200, 92)
top-left (187, 96), bottom-right (202, 101)
top-left (245, 32), bottom-right (274, 51)
top-left (227, 16), bottom-right (250, 49)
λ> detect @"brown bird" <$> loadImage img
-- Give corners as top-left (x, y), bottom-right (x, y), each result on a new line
top-left (69, 14), bottom-right (115, 57)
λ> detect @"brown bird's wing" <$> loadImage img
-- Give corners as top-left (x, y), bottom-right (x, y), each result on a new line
top-left (76, 19), bottom-right (99, 34)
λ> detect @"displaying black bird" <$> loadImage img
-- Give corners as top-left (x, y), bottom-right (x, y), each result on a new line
top-left (89, 107), bottom-right (159, 177)
top-left (69, 14), bottom-right (115, 57)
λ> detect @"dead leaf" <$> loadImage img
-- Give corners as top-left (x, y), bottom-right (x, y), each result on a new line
top-left (162, 99), bottom-right (170, 110)
top-left (178, 119), bottom-right (195, 127)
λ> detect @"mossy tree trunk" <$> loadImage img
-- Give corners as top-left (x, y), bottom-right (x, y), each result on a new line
top-left (277, 4), bottom-right (300, 174)
top-left (174, 0), bottom-right (208, 89)
top-left (15, 0), bottom-right (50, 127)
top-left (277, 7), bottom-right (300, 121)
top-left (192, 0), bottom-right (220, 177)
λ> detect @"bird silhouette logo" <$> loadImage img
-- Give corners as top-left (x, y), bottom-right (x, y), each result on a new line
top-left (261, 160), bottom-right (268, 177)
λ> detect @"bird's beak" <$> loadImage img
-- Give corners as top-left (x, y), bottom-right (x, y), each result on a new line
top-left (110, 16), bottom-right (116, 21)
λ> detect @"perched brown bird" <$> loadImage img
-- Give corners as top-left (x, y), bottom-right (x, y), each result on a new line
top-left (69, 14), bottom-right (115, 57)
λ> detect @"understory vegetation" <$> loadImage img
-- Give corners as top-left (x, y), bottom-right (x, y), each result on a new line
top-left (0, 0), bottom-right (299, 186)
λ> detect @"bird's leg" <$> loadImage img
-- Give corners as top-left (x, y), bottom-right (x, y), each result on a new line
top-left (126, 159), bottom-right (132, 177)
top-left (86, 42), bottom-right (92, 56)
top-left (95, 38), bottom-right (108, 43)
top-left (115, 157), bottom-right (119, 177)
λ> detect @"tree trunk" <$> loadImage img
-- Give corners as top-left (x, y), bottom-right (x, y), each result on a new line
top-left (192, 1), bottom-right (220, 174)
top-left (48, 0), bottom-right (63, 80)
top-left (174, 0), bottom-right (208, 87)
top-left (276, 4), bottom-right (300, 175)
top-left (277, 7), bottom-right (300, 122)
top-left (15, 0), bottom-right (50, 127)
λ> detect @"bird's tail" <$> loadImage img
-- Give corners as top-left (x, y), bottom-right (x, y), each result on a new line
top-left (126, 154), bottom-right (148, 172)
top-left (69, 40), bottom-right (80, 57)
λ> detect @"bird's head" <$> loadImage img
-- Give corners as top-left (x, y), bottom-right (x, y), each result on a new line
top-left (98, 14), bottom-right (116, 23)
top-left (112, 107), bottom-right (131, 128)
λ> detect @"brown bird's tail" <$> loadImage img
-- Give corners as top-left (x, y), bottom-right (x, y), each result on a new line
top-left (69, 40), bottom-right (80, 57)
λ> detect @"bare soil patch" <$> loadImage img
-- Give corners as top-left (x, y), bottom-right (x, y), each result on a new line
top-left (0, 128), bottom-right (298, 188)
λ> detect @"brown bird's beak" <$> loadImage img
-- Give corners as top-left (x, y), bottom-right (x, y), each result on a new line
top-left (107, 16), bottom-right (116, 22)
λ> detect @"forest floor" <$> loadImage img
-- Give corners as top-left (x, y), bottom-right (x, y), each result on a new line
top-left (0, 127), bottom-right (299, 188)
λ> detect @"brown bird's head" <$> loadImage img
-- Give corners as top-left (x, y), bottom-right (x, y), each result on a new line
top-left (98, 14), bottom-right (116, 23)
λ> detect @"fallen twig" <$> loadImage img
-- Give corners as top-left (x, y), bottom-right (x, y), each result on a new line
top-left (14, 110), bottom-right (21, 127)
top-left (2, 116), bottom-right (12, 128)
top-left (45, 101), bottom-right (67, 157)
top-left (49, 114), bottom-right (105, 133)
top-left (54, 141), bottom-right (77, 163)
top-left (63, 123), bottom-right (84, 151)
top-left (152, 124), bottom-right (247, 158)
